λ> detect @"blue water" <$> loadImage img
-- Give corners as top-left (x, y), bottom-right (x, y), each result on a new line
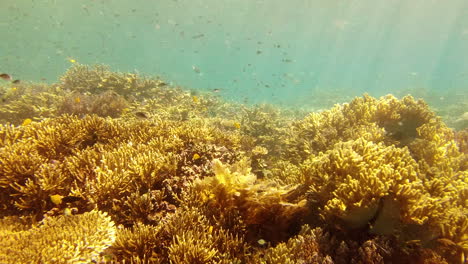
top-left (1, 0), bottom-right (467, 106)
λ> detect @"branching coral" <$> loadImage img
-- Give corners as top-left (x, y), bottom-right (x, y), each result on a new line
top-left (258, 225), bottom-right (333, 264)
top-left (454, 129), bottom-right (468, 156)
top-left (59, 64), bottom-right (168, 100)
top-left (301, 137), bottom-right (423, 228)
top-left (0, 65), bottom-right (465, 263)
top-left (0, 210), bottom-right (116, 264)
top-left (0, 82), bottom-right (61, 124)
top-left (257, 225), bottom-right (396, 264)
top-left (57, 90), bottom-right (129, 118)
top-left (186, 159), bottom-right (311, 244)
top-left (0, 109), bottom-right (244, 225)
top-left (110, 208), bottom-right (247, 264)
top-left (283, 94), bottom-right (453, 165)
top-left (110, 222), bottom-right (164, 263)
top-left (294, 136), bottom-right (467, 261)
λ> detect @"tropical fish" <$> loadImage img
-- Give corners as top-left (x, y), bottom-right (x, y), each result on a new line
top-left (0, 73), bottom-right (12, 81)
top-left (50, 194), bottom-right (64, 205)
top-left (192, 153), bottom-right (201, 160)
top-left (135, 111), bottom-right (149, 118)
top-left (61, 196), bottom-right (82, 203)
top-left (192, 95), bottom-right (199, 103)
top-left (257, 239), bottom-right (267, 246)
top-left (22, 118), bottom-right (32, 126)
top-left (11, 79), bottom-right (20, 84)
top-left (50, 194), bottom-right (82, 205)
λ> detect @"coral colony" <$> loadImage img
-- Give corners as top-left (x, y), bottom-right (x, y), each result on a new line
top-left (0, 64), bottom-right (466, 263)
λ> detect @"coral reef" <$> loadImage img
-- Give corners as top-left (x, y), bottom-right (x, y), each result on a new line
top-left (0, 65), bottom-right (466, 263)
top-left (0, 210), bottom-right (115, 263)
top-left (185, 158), bottom-right (311, 244)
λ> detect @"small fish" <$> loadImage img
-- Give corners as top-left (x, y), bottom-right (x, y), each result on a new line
top-left (192, 65), bottom-right (201, 74)
top-left (61, 196), bottom-right (82, 203)
top-left (22, 118), bottom-right (32, 126)
top-left (192, 33), bottom-right (205, 39)
top-left (50, 194), bottom-right (82, 206)
top-left (192, 153), bottom-right (200, 160)
top-left (0, 73), bottom-right (12, 81)
top-left (233, 122), bottom-right (241, 129)
top-left (212, 88), bottom-right (220, 93)
top-left (256, 50), bottom-right (262, 55)
top-left (135, 111), bottom-right (148, 118)
top-left (68, 58), bottom-right (77, 63)
top-left (74, 97), bottom-right (81, 103)
top-left (257, 239), bottom-right (267, 246)
top-left (11, 79), bottom-right (20, 84)
top-left (192, 95), bottom-right (199, 103)
top-left (50, 194), bottom-right (64, 205)
top-left (63, 208), bottom-right (73, 215)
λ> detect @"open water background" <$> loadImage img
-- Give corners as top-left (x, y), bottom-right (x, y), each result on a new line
top-left (1, 0), bottom-right (467, 108)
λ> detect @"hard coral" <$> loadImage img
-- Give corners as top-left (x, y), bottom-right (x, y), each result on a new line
top-left (0, 210), bottom-right (116, 263)
top-left (0, 82), bottom-right (61, 124)
top-left (187, 159), bottom-right (311, 245)
top-left (59, 64), bottom-right (167, 100)
top-left (57, 90), bottom-right (129, 118)
top-left (0, 65), bottom-right (466, 263)
top-left (454, 128), bottom-right (468, 155)
top-left (283, 94), bottom-right (445, 164)
top-left (302, 137), bottom-right (423, 229)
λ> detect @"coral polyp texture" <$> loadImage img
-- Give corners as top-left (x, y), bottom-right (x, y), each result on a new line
top-left (0, 210), bottom-right (116, 263)
top-left (0, 65), bottom-right (466, 263)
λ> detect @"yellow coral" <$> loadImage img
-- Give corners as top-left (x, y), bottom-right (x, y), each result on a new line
top-left (188, 158), bottom-right (311, 244)
top-left (0, 66), bottom-right (465, 262)
top-left (0, 210), bottom-right (116, 263)
top-left (303, 137), bottom-right (423, 227)
top-left (284, 94), bottom-right (445, 164)
top-left (211, 158), bottom-right (256, 189)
